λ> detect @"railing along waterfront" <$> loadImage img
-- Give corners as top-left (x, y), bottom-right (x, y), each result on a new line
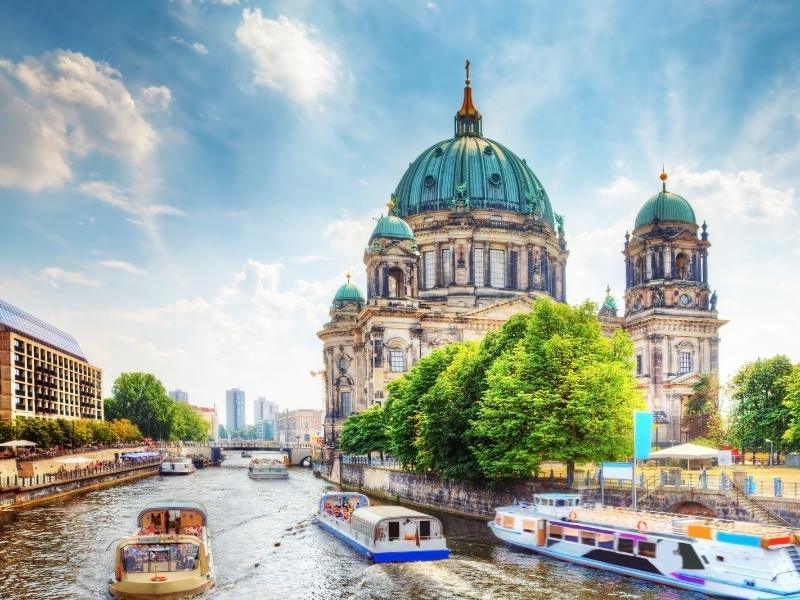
top-left (0, 456), bottom-right (163, 491)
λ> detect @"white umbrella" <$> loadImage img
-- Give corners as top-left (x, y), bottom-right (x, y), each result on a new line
top-left (0, 440), bottom-right (37, 447)
top-left (57, 456), bottom-right (93, 464)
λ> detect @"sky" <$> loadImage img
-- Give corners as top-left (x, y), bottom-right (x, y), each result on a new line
top-left (0, 0), bottom-right (798, 424)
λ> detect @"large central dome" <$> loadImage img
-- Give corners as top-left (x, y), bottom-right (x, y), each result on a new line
top-left (393, 136), bottom-right (555, 227)
top-left (392, 66), bottom-right (555, 228)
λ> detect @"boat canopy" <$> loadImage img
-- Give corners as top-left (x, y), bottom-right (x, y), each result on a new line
top-left (121, 451), bottom-right (161, 459)
top-left (137, 501), bottom-right (208, 525)
top-left (318, 492), bottom-right (369, 512)
top-left (351, 506), bottom-right (439, 529)
top-left (532, 493), bottom-right (582, 507)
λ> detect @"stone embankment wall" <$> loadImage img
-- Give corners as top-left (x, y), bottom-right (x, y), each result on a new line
top-left (329, 460), bottom-right (800, 526)
top-left (0, 462), bottom-right (160, 510)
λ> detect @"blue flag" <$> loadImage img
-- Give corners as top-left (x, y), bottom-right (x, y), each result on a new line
top-left (634, 410), bottom-right (653, 460)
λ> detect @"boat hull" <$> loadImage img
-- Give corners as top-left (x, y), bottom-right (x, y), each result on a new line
top-left (317, 518), bottom-right (449, 563)
top-left (248, 472), bottom-right (288, 480)
top-left (159, 470), bottom-right (194, 476)
top-left (489, 522), bottom-right (787, 600)
top-left (109, 577), bottom-right (213, 600)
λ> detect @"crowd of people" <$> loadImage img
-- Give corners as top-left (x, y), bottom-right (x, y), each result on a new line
top-left (0, 441), bottom-right (144, 462)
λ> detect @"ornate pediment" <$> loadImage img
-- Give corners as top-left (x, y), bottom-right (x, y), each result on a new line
top-left (461, 297), bottom-right (534, 321)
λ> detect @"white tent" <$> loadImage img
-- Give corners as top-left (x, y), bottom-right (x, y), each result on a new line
top-left (56, 456), bottom-right (92, 464)
top-left (0, 440), bottom-right (37, 447)
top-left (649, 443), bottom-right (718, 470)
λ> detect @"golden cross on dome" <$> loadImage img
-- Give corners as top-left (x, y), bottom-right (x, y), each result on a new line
top-left (345, 271), bottom-right (351, 283)
top-left (465, 59), bottom-right (470, 85)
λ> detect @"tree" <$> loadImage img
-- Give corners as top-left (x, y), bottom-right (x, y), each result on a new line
top-left (109, 419), bottom-right (143, 442)
top-left (170, 402), bottom-right (209, 442)
top-left (728, 356), bottom-right (794, 459)
top-left (471, 299), bottom-right (642, 481)
top-left (218, 424), bottom-right (228, 440)
top-left (340, 406), bottom-right (388, 460)
top-left (384, 345), bottom-right (462, 468)
top-left (109, 373), bottom-right (175, 440)
top-left (683, 373), bottom-right (723, 443)
top-left (780, 365), bottom-right (800, 450)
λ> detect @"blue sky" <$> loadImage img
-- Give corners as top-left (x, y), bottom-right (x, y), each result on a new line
top-left (1, 0), bottom-right (798, 422)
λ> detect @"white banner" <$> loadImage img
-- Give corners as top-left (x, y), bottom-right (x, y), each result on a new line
top-left (602, 462), bottom-right (634, 480)
top-left (718, 450), bottom-right (733, 467)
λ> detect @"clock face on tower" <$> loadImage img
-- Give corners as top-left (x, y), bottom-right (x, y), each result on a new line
top-left (679, 293), bottom-right (692, 306)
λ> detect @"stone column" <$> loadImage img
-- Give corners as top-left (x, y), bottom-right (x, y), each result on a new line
top-left (450, 238), bottom-right (456, 285)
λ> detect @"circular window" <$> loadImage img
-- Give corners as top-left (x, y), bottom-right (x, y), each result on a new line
top-left (483, 145), bottom-right (493, 155)
top-left (489, 173), bottom-right (502, 186)
top-left (434, 147), bottom-right (444, 157)
top-left (424, 175), bottom-right (436, 187)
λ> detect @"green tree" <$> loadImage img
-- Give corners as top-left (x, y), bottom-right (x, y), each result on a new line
top-left (472, 299), bottom-right (642, 481)
top-left (728, 356), bottom-right (794, 460)
top-left (683, 373), bottom-right (723, 444)
top-left (340, 405), bottom-right (388, 460)
top-left (780, 365), bottom-right (800, 450)
top-left (170, 402), bottom-right (210, 442)
top-left (109, 419), bottom-right (143, 442)
top-left (384, 345), bottom-right (462, 468)
top-left (109, 372), bottom-right (175, 440)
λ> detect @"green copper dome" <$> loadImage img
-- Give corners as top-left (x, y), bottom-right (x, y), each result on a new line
top-left (332, 280), bottom-right (365, 304)
top-left (635, 174), bottom-right (696, 229)
top-left (370, 214), bottom-right (415, 240)
top-left (393, 136), bottom-right (555, 228)
top-left (392, 71), bottom-right (555, 228)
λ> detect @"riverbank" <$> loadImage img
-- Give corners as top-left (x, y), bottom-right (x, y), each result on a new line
top-left (0, 459), bottom-right (161, 510)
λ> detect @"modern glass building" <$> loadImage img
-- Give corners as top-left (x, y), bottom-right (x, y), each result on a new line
top-left (225, 388), bottom-right (246, 433)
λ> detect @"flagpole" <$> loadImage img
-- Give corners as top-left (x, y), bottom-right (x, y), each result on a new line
top-left (632, 413), bottom-right (637, 511)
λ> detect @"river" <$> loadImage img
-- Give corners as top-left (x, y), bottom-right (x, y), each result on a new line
top-left (0, 453), bottom-right (703, 599)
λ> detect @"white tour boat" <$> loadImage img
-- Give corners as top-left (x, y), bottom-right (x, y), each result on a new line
top-left (489, 492), bottom-right (800, 599)
top-left (109, 500), bottom-right (213, 600)
top-left (315, 492), bottom-right (450, 563)
top-left (160, 457), bottom-right (196, 476)
top-left (248, 458), bottom-right (289, 480)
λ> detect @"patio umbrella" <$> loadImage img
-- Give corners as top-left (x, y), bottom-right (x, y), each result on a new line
top-left (649, 443), bottom-right (718, 470)
top-left (0, 440), bottom-right (37, 447)
top-left (56, 456), bottom-right (92, 464)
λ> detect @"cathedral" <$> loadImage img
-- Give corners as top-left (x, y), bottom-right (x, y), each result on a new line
top-left (317, 64), bottom-right (725, 450)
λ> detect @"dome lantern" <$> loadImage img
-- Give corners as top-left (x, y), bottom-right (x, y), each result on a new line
top-left (633, 170), bottom-right (697, 229)
top-left (454, 59), bottom-right (482, 137)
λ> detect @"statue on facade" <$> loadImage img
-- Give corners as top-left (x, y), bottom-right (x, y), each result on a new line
top-left (651, 287), bottom-right (664, 307)
top-left (710, 290), bottom-right (718, 310)
top-left (525, 190), bottom-right (541, 217)
top-left (453, 181), bottom-right (470, 209)
top-left (555, 213), bottom-right (565, 236)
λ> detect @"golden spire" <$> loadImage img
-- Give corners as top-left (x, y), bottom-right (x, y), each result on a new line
top-left (387, 197), bottom-right (396, 212)
top-left (457, 58), bottom-right (479, 118)
top-left (345, 271), bottom-right (351, 283)
top-left (660, 165), bottom-right (668, 191)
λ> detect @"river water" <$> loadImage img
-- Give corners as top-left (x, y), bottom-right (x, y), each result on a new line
top-left (0, 453), bottom-right (703, 600)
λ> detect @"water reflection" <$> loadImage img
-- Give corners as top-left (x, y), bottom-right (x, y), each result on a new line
top-left (0, 453), bottom-right (704, 600)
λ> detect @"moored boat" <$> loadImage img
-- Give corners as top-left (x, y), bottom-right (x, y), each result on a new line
top-left (315, 492), bottom-right (449, 563)
top-left (248, 458), bottom-right (288, 480)
top-left (160, 457), bottom-right (195, 476)
top-left (489, 492), bottom-right (800, 599)
top-left (109, 501), bottom-right (213, 600)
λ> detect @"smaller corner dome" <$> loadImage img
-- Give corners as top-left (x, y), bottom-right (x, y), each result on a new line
top-left (370, 214), bottom-right (415, 241)
top-left (333, 281), bottom-right (365, 304)
top-left (634, 172), bottom-right (697, 229)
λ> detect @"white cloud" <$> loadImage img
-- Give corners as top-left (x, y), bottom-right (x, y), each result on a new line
top-left (168, 35), bottom-right (209, 55)
top-left (236, 10), bottom-right (340, 107)
top-left (139, 85), bottom-right (172, 111)
top-left (322, 217), bottom-right (372, 256)
top-left (78, 180), bottom-right (186, 218)
top-left (0, 50), bottom-right (163, 191)
top-left (97, 260), bottom-right (147, 275)
top-left (289, 255), bottom-right (329, 264)
top-left (672, 167), bottom-right (795, 223)
top-left (38, 267), bottom-right (102, 288)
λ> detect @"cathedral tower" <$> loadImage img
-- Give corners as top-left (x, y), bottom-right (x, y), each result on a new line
top-left (622, 171), bottom-right (726, 445)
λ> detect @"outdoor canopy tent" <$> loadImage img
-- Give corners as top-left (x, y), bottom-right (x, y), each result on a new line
top-left (56, 456), bottom-right (93, 464)
top-left (121, 451), bottom-right (161, 459)
top-left (0, 440), bottom-right (37, 447)
top-left (649, 443), bottom-right (718, 470)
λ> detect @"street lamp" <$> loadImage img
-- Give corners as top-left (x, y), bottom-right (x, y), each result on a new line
top-left (765, 439), bottom-right (773, 467)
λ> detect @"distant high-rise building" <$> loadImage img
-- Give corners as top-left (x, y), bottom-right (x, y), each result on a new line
top-left (254, 397), bottom-right (266, 423)
top-left (254, 396), bottom-right (279, 440)
top-left (225, 388), bottom-right (246, 433)
top-left (169, 389), bottom-right (189, 403)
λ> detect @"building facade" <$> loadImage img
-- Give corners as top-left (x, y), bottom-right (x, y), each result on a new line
top-left (225, 388), bottom-right (245, 433)
top-left (169, 389), bottom-right (189, 403)
top-left (189, 404), bottom-right (219, 443)
top-left (275, 409), bottom-right (323, 444)
top-left (318, 65), bottom-right (725, 450)
top-left (0, 298), bottom-right (103, 421)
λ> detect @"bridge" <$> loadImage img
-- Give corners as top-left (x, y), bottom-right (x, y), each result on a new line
top-left (170, 441), bottom-right (315, 467)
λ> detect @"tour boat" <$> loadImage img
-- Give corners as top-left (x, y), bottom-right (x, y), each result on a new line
top-left (315, 492), bottom-right (450, 563)
top-left (241, 451), bottom-right (252, 458)
top-left (489, 492), bottom-right (800, 599)
top-left (109, 501), bottom-right (214, 600)
top-left (248, 458), bottom-right (289, 480)
top-left (160, 457), bottom-right (195, 476)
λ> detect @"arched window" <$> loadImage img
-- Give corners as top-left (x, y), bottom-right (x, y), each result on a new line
top-left (677, 342), bottom-right (693, 375)
top-left (387, 267), bottom-right (405, 298)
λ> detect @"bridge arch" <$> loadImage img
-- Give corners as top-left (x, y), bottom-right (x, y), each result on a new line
top-left (299, 455), bottom-right (312, 467)
top-left (667, 500), bottom-right (715, 518)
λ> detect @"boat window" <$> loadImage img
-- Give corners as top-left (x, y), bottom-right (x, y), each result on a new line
top-left (617, 537), bottom-right (635, 554)
top-left (638, 541), bottom-right (657, 558)
top-left (419, 520), bottom-right (431, 540)
top-left (502, 515), bottom-right (515, 529)
top-left (716, 555), bottom-right (724, 562)
top-left (549, 525), bottom-right (563, 540)
top-left (495, 515), bottom-right (502, 525)
top-left (388, 521), bottom-right (400, 541)
top-left (522, 519), bottom-right (536, 533)
top-left (580, 531), bottom-right (596, 546)
top-left (556, 499), bottom-right (565, 507)
top-left (122, 543), bottom-right (199, 573)
top-left (677, 542), bottom-right (704, 570)
top-left (701, 555), bottom-right (709, 564)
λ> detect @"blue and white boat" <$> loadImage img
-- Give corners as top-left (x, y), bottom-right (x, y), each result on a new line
top-left (489, 492), bottom-right (800, 599)
top-left (315, 492), bottom-right (449, 563)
